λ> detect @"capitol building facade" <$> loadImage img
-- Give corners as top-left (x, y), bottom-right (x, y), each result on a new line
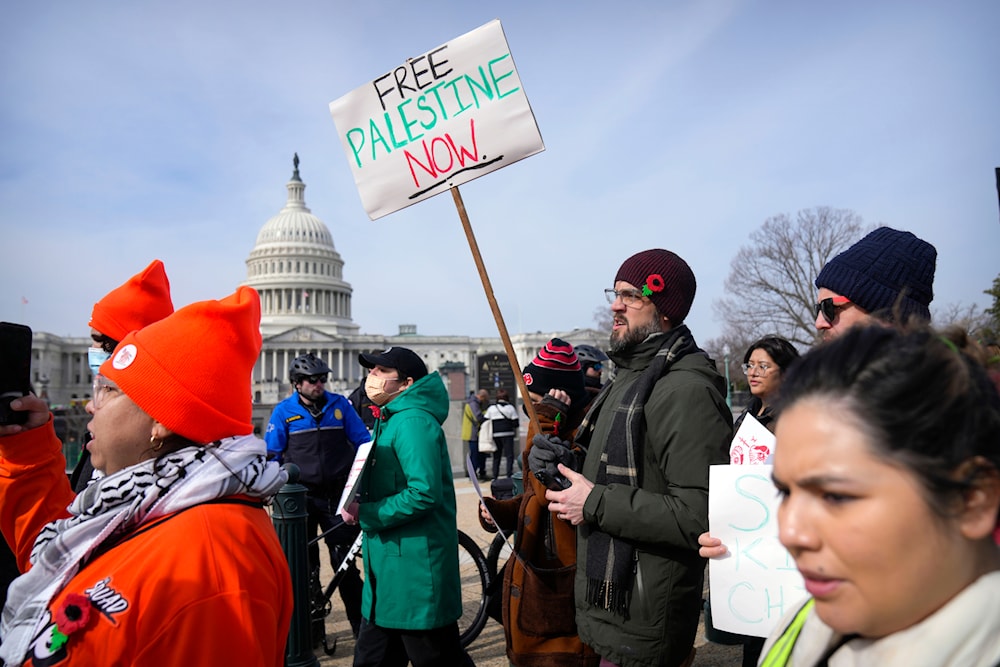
top-left (31, 157), bottom-right (606, 460)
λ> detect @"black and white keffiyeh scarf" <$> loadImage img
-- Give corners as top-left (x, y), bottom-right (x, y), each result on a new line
top-left (0, 434), bottom-right (287, 664)
top-left (576, 326), bottom-right (697, 618)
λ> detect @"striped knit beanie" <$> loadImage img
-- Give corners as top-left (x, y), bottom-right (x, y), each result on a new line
top-left (522, 338), bottom-right (586, 407)
top-left (615, 249), bottom-right (697, 324)
top-left (815, 227), bottom-right (936, 321)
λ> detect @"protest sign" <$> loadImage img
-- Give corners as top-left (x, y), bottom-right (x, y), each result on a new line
top-left (336, 441), bottom-right (373, 515)
top-left (327, 19), bottom-right (545, 435)
top-left (708, 465), bottom-right (807, 637)
top-left (329, 19), bottom-right (544, 220)
top-left (729, 413), bottom-right (776, 464)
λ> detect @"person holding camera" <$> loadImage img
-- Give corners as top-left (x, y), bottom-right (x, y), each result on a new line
top-left (479, 338), bottom-right (598, 667)
top-left (534, 250), bottom-right (732, 667)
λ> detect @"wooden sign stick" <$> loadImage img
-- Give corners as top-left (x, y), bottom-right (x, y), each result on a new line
top-left (450, 185), bottom-right (542, 436)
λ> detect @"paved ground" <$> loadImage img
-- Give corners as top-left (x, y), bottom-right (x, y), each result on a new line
top-left (310, 477), bottom-right (744, 666)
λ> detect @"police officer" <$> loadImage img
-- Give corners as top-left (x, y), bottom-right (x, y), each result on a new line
top-left (265, 353), bottom-right (371, 636)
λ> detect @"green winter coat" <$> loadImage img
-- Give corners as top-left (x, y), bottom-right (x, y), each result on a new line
top-left (575, 331), bottom-right (733, 667)
top-left (357, 371), bottom-right (462, 630)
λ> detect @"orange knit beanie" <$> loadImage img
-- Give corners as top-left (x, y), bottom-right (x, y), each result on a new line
top-left (89, 259), bottom-right (175, 342)
top-left (101, 286), bottom-right (262, 444)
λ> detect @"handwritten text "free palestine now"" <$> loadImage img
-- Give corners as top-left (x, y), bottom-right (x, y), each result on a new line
top-left (344, 47), bottom-right (521, 187)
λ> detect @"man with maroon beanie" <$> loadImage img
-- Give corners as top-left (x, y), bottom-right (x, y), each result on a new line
top-left (533, 249), bottom-right (733, 667)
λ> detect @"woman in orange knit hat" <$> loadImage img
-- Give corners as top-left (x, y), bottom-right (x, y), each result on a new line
top-left (72, 258), bottom-right (175, 491)
top-left (0, 286), bottom-right (292, 666)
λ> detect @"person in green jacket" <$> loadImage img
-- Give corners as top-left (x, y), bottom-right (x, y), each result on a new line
top-left (341, 346), bottom-right (473, 667)
top-left (532, 249), bottom-right (733, 667)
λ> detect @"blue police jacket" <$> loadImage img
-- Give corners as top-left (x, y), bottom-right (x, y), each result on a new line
top-left (265, 390), bottom-right (371, 490)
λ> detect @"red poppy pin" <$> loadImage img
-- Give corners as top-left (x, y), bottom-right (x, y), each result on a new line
top-left (642, 273), bottom-right (665, 297)
top-left (369, 405), bottom-right (381, 420)
top-left (50, 592), bottom-right (92, 650)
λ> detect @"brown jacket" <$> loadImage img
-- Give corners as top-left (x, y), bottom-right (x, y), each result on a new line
top-left (482, 398), bottom-right (599, 667)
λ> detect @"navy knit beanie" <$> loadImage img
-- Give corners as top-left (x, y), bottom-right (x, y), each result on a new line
top-left (522, 338), bottom-right (586, 407)
top-left (615, 249), bottom-right (697, 324)
top-left (815, 227), bottom-right (936, 321)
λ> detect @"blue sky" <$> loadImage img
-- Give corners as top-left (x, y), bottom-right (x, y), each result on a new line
top-left (2, 1), bottom-right (998, 343)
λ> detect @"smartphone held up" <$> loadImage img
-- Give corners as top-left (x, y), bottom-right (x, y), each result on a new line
top-left (0, 322), bottom-right (33, 426)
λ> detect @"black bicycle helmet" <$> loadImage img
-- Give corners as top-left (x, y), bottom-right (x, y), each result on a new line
top-left (289, 353), bottom-right (331, 382)
top-left (574, 344), bottom-right (609, 367)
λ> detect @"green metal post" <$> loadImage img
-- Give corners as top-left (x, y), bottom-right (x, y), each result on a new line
top-left (272, 463), bottom-right (319, 667)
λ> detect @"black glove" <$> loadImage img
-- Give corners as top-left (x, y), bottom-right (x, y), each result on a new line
top-left (528, 434), bottom-right (578, 490)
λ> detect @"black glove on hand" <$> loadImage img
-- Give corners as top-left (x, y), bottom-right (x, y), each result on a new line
top-left (528, 434), bottom-right (575, 491)
top-left (527, 434), bottom-right (574, 472)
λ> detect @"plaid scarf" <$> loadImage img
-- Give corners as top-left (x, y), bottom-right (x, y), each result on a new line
top-left (577, 326), bottom-right (696, 618)
top-left (0, 435), bottom-right (287, 664)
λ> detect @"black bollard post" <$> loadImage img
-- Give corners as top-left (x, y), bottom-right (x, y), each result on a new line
top-left (273, 463), bottom-right (320, 667)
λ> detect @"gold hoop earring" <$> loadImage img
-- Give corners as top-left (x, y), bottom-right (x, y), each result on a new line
top-left (150, 436), bottom-right (164, 452)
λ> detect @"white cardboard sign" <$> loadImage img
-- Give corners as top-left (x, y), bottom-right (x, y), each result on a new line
top-left (729, 413), bottom-right (776, 465)
top-left (336, 441), bottom-right (373, 515)
top-left (329, 19), bottom-right (545, 220)
top-left (707, 465), bottom-right (807, 637)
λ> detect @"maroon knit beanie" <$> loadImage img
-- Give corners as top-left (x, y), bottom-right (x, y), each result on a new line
top-left (614, 249), bottom-right (697, 324)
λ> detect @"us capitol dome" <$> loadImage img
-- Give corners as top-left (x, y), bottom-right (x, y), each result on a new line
top-left (245, 153), bottom-right (359, 338)
top-left (28, 154), bottom-right (606, 466)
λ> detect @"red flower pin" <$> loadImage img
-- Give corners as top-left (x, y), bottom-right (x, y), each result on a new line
top-left (642, 273), bottom-right (665, 296)
top-left (55, 593), bottom-right (91, 635)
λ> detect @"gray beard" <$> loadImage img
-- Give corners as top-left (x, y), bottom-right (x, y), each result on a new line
top-left (608, 318), bottom-right (664, 355)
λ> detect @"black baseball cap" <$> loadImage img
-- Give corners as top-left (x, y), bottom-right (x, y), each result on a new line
top-left (359, 346), bottom-right (428, 381)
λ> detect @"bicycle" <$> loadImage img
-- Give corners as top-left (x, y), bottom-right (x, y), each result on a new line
top-left (308, 524), bottom-right (491, 655)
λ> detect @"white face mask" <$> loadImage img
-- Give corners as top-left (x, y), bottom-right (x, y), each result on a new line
top-left (88, 348), bottom-right (111, 377)
top-left (364, 374), bottom-right (404, 406)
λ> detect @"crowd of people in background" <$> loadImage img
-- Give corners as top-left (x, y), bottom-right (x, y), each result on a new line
top-left (0, 222), bottom-right (997, 667)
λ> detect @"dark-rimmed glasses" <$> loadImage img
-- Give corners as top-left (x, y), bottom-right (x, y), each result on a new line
top-left (815, 296), bottom-right (852, 325)
top-left (302, 374), bottom-right (328, 385)
top-left (604, 288), bottom-right (646, 308)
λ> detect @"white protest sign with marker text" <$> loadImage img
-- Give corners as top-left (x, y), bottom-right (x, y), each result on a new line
top-left (708, 465), bottom-right (808, 637)
top-left (329, 19), bottom-right (544, 220)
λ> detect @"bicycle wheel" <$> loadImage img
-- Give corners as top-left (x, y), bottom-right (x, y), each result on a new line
top-left (456, 529), bottom-right (490, 648)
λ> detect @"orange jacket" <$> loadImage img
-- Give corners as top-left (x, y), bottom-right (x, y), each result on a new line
top-left (0, 419), bottom-right (292, 666)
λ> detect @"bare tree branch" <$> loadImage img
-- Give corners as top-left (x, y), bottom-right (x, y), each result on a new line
top-left (716, 207), bottom-right (866, 347)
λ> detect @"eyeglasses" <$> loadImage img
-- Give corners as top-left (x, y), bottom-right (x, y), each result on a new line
top-left (591, 363), bottom-right (603, 371)
top-left (742, 362), bottom-right (774, 376)
top-left (302, 374), bottom-right (328, 384)
top-left (814, 296), bottom-right (853, 325)
top-left (92, 374), bottom-right (122, 409)
top-left (604, 288), bottom-right (646, 308)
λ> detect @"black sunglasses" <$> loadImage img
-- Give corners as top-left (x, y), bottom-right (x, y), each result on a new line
top-left (814, 296), bottom-right (852, 325)
top-left (302, 374), bottom-right (328, 384)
